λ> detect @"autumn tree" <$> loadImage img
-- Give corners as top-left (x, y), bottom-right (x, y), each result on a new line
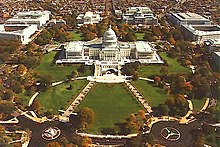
top-left (78, 107), bottom-right (95, 130)
top-left (46, 142), bottom-right (61, 147)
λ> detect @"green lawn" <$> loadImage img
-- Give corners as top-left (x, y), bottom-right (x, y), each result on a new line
top-left (159, 52), bottom-right (189, 74)
top-left (132, 80), bottom-right (171, 107)
top-left (77, 83), bottom-right (143, 134)
top-left (139, 52), bottom-right (189, 77)
top-left (34, 51), bottom-right (92, 82)
top-left (191, 98), bottom-right (206, 111)
top-left (135, 33), bottom-right (145, 41)
top-left (37, 80), bottom-right (88, 112)
top-left (69, 31), bottom-right (84, 41)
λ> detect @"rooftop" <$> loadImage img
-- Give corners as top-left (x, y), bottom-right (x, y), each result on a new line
top-left (183, 25), bottom-right (220, 35)
top-left (214, 51), bottom-right (220, 57)
top-left (135, 41), bottom-right (154, 53)
top-left (173, 12), bottom-right (209, 21)
top-left (66, 41), bottom-right (84, 52)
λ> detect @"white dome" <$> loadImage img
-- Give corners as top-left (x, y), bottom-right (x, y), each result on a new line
top-left (102, 25), bottom-right (118, 48)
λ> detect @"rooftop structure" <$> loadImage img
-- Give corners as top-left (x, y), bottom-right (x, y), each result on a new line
top-left (76, 11), bottom-right (101, 27)
top-left (0, 24), bottom-right (38, 44)
top-left (122, 7), bottom-right (157, 25)
top-left (169, 12), bottom-right (211, 26)
top-left (181, 25), bottom-right (220, 42)
top-left (205, 39), bottom-right (220, 54)
top-left (5, 11), bottom-right (51, 28)
top-left (212, 51), bottom-right (220, 72)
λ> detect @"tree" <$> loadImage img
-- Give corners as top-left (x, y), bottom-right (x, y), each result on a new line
top-left (37, 74), bottom-right (53, 91)
top-left (31, 100), bottom-right (42, 113)
top-left (78, 107), bottom-right (95, 129)
top-left (46, 142), bottom-right (61, 147)
top-left (17, 64), bottom-right (28, 76)
top-left (154, 76), bottom-right (161, 86)
top-left (160, 66), bottom-right (169, 76)
top-left (0, 100), bottom-right (15, 119)
top-left (2, 89), bottom-right (14, 101)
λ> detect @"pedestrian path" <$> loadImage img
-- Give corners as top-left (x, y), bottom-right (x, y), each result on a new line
top-left (179, 100), bottom-right (195, 124)
top-left (200, 98), bottom-right (210, 112)
top-left (77, 132), bottom-right (138, 139)
top-left (28, 92), bottom-right (40, 106)
top-left (125, 81), bottom-right (152, 113)
top-left (62, 81), bottom-right (95, 117)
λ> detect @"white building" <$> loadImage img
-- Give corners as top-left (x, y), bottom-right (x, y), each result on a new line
top-left (56, 26), bottom-right (163, 82)
top-left (181, 25), bottom-right (220, 42)
top-left (5, 11), bottom-right (51, 29)
top-left (205, 39), bottom-right (220, 54)
top-left (122, 7), bottom-right (157, 25)
top-left (76, 11), bottom-right (101, 27)
top-left (0, 24), bottom-right (38, 44)
top-left (169, 12), bottom-right (211, 26)
top-left (57, 26), bottom-right (162, 65)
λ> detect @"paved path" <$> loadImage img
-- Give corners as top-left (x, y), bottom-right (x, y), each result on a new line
top-left (179, 100), bottom-right (194, 124)
top-left (0, 117), bottom-right (19, 124)
top-left (28, 92), bottom-right (40, 106)
top-left (77, 132), bottom-right (138, 139)
top-left (125, 81), bottom-right (152, 113)
top-left (62, 81), bottom-right (95, 117)
top-left (200, 98), bottom-right (210, 112)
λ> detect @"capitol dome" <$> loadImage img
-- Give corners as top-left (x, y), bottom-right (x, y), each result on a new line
top-left (102, 25), bottom-right (118, 48)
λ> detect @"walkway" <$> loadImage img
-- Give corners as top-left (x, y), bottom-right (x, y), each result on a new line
top-left (62, 81), bottom-right (95, 117)
top-left (125, 81), bottom-right (152, 113)
top-left (200, 98), bottom-right (210, 112)
top-left (77, 132), bottom-right (138, 139)
top-left (179, 100), bottom-right (194, 124)
top-left (28, 92), bottom-right (40, 106)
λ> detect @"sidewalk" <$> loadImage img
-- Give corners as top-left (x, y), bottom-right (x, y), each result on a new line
top-left (125, 81), bottom-right (152, 113)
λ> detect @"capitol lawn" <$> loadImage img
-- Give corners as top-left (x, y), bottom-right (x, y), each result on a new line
top-left (34, 51), bottom-right (92, 82)
top-left (139, 52), bottom-right (190, 77)
top-left (69, 31), bottom-right (84, 41)
top-left (132, 80), bottom-right (170, 107)
top-left (37, 80), bottom-right (88, 113)
top-left (77, 83), bottom-right (143, 134)
top-left (135, 33), bottom-right (145, 40)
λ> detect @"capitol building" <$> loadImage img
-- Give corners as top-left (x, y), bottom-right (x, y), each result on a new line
top-left (56, 26), bottom-right (163, 82)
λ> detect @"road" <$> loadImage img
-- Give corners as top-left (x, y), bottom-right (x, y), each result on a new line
top-left (157, 0), bottom-right (187, 19)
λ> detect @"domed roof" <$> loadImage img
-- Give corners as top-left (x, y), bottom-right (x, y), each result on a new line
top-left (103, 25), bottom-right (116, 37)
top-left (102, 25), bottom-right (118, 49)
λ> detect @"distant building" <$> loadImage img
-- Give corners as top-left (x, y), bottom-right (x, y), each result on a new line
top-left (169, 12), bottom-right (211, 26)
top-left (76, 11), bottom-right (101, 27)
top-left (5, 11), bottom-right (51, 29)
top-left (122, 7), bottom-right (157, 25)
top-left (181, 25), bottom-right (220, 42)
top-left (212, 52), bottom-right (220, 71)
top-left (205, 39), bottom-right (220, 54)
top-left (0, 10), bottom-right (51, 44)
top-left (0, 24), bottom-right (38, 44)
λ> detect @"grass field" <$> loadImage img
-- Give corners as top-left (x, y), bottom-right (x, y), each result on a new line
top-left (191, 98), bottom-right (206, 111)
top-left (34, 51), bottom-right (92, 82)
top-left (135, 33), bottom-right (145, 41)
top-left (37, 80), bottom-right (88, 112)
top-left (69, 31), bottom-right (84, 41)
top-left (132, 80), bottom-right (171, 107)
top-left (77, 83), bottom-right (143, 134)
top-left (139, 52), bottom-right (189, 77)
